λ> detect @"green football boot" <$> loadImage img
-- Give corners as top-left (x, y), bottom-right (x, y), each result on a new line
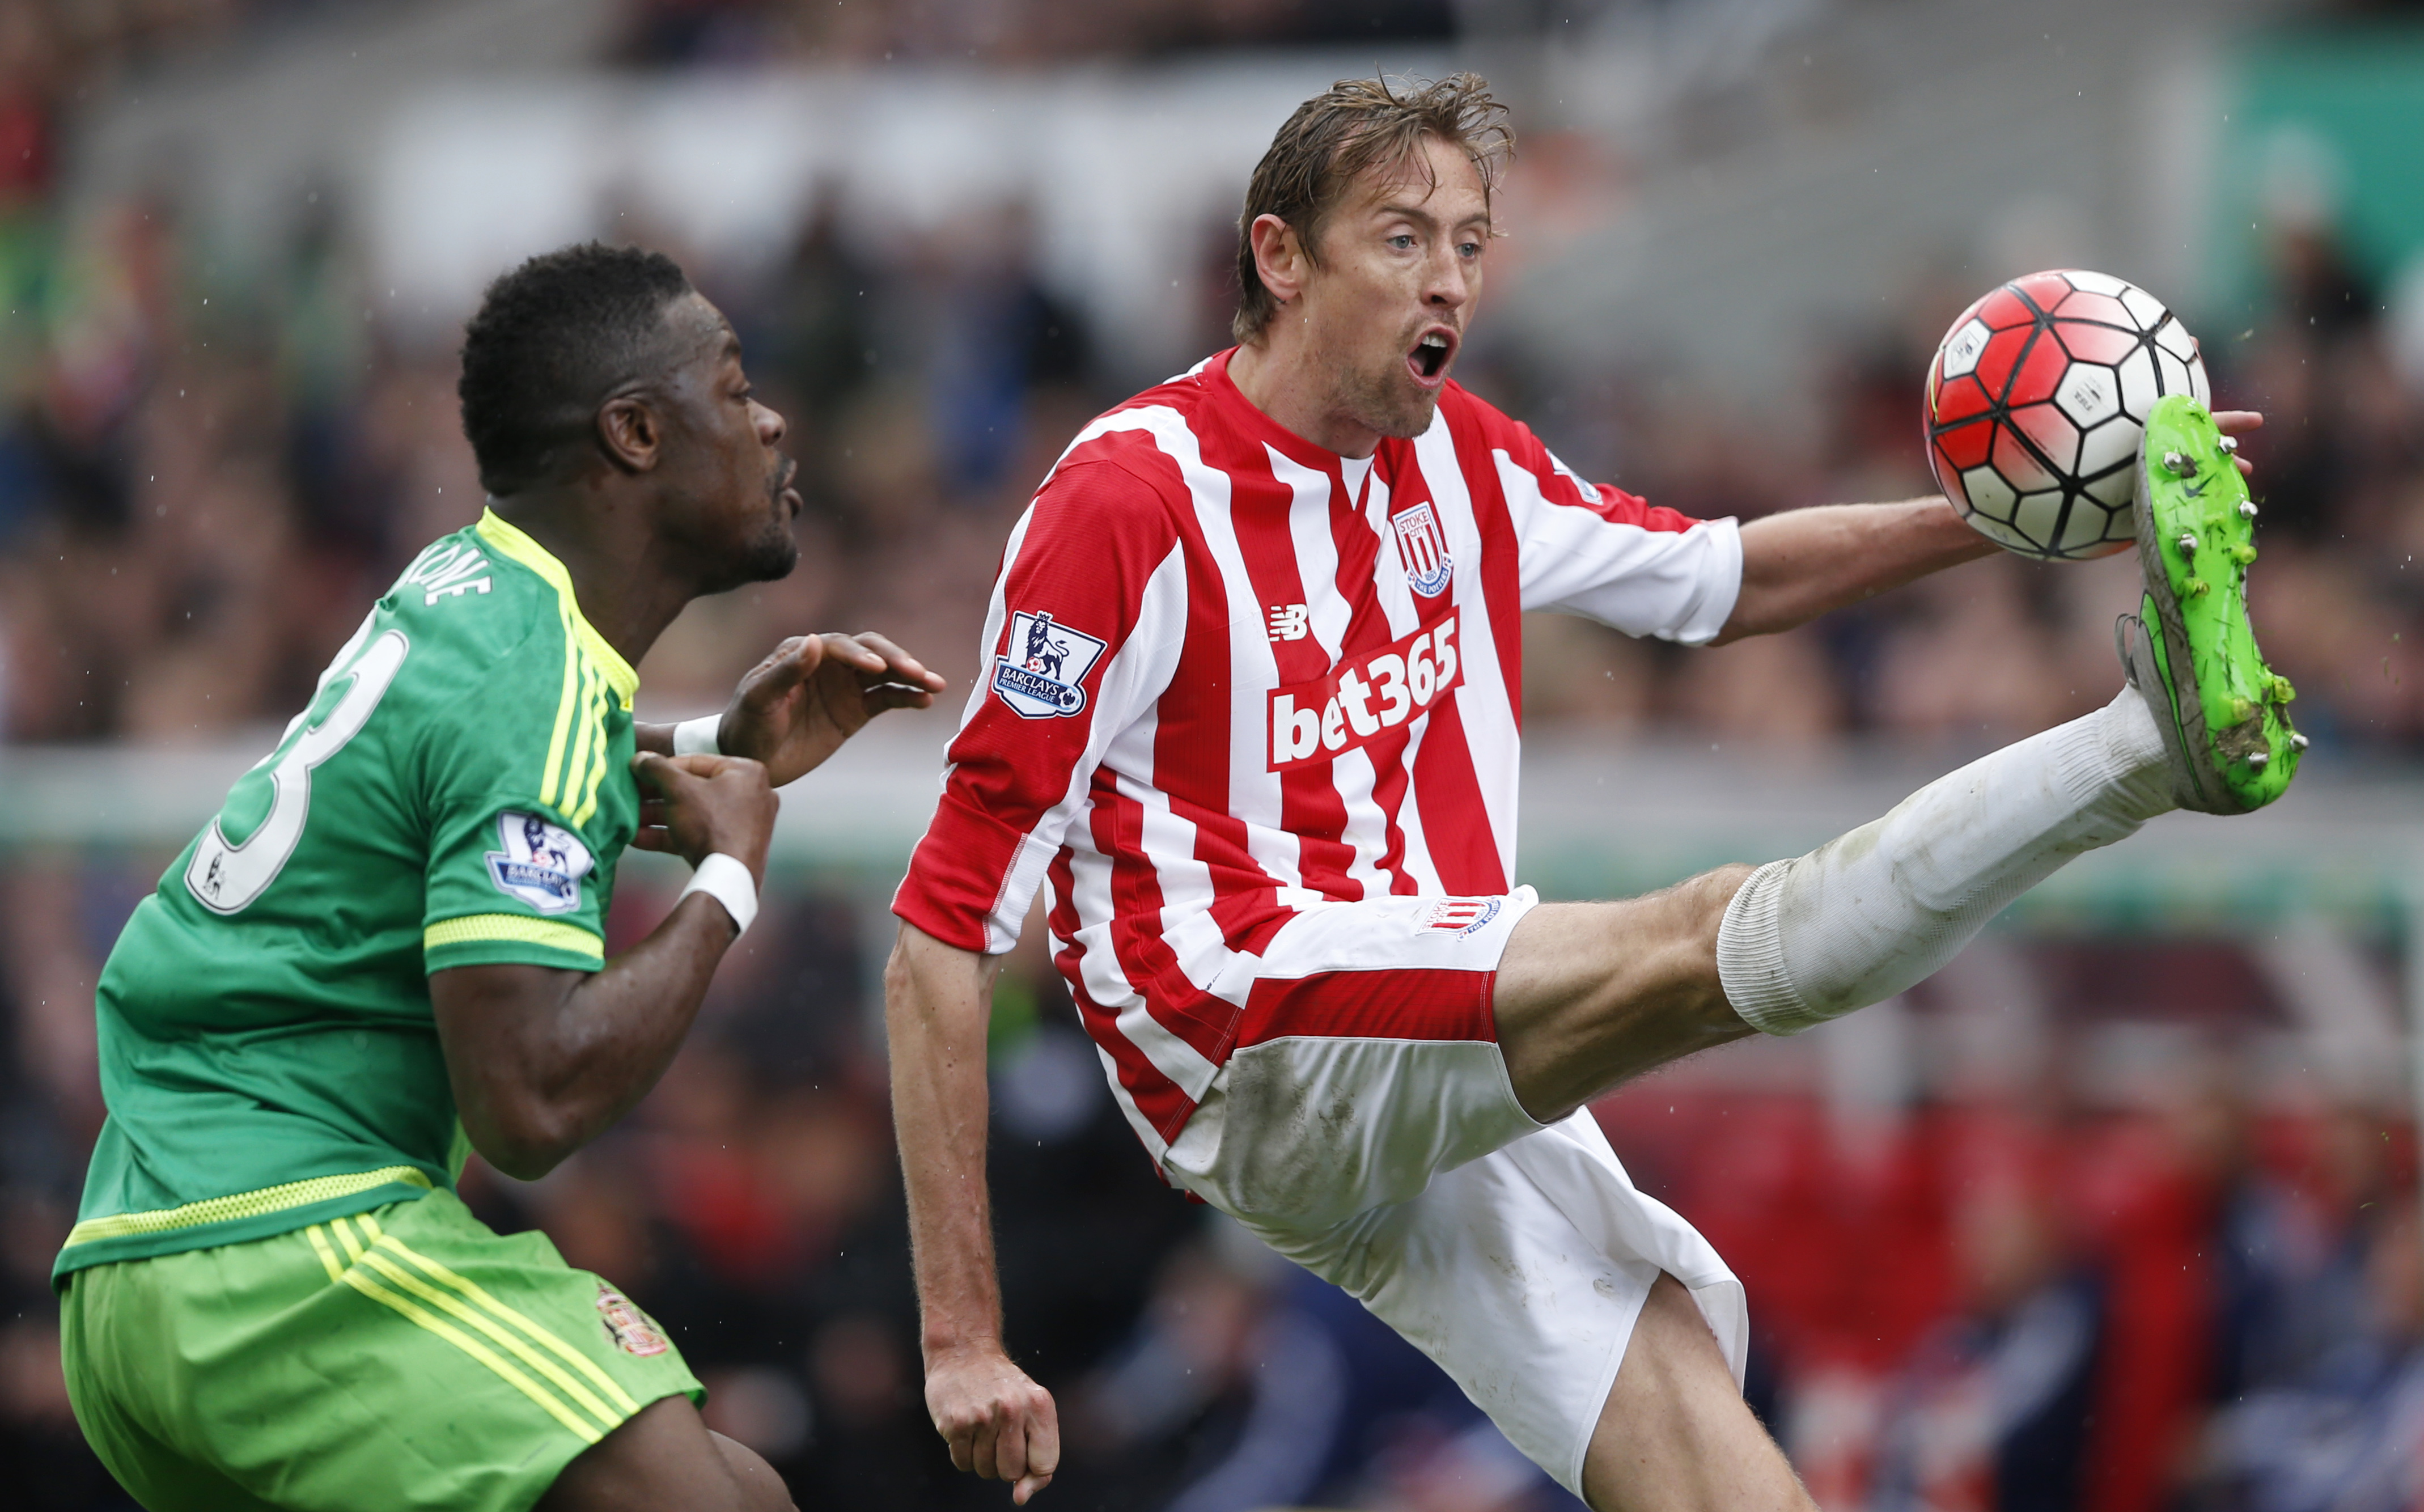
top-left (2116, 393), bottom-right (2302, 814)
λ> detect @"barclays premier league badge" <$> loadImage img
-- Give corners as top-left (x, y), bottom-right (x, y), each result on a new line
top-left (485, 811), bottom-right (595, 914)
top-left (993, 610), bottom-right (1107, 719)
top-left (1392, 503), bottom-right (1453, 597)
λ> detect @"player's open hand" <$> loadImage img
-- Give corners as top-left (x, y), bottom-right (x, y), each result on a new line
top-left (2214, 409), bottom-right (2262, 478)
top-left (629, 752), bottom-right (777, 877)
top-left (925, 1344), bottom-right (1059, 1504)
top-left (714, 632), bottom-right (946, 786)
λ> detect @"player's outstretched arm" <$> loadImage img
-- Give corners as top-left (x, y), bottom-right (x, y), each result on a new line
top-left (636, 632), bottom-right (946, 786)
top-left (885, 923), bottom-right (1060, 1505)
top-left (430, 753), bottom-right (776, 1180)
top-left (1713, 496), bottom-right (1994, 643)
top-left (1717, 411), bottom-right (2264, 643)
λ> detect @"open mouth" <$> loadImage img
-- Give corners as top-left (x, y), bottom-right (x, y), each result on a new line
top-left (1408, 328), bottom-right (1455, 385)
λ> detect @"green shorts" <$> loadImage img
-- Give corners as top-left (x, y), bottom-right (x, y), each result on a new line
top-left (59, 1187), bottom-right (704, 1512)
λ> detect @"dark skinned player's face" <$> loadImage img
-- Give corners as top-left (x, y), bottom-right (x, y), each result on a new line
top-left (649, 291), bottom-right (800, 592)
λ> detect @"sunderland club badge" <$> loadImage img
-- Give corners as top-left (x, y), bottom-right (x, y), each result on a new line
top-left (595, 1283), bottom-right (669, 1357)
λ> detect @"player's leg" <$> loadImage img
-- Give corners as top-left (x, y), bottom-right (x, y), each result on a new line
top-left (1495, 680), bottom-right (2171, 1116)
top-left (1582, 1276), bottom-right (1811, 1512)
top-left (1491, 867), bottom-right (1757, 1120)
top-left (538, 1397), bottom-right (793, 1512)
top-left (1504, 399), bottom-right (2298, 1114)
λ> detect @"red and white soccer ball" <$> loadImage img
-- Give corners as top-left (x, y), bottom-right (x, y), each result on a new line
top-left (1923, 269), bottom-right (2210, 561)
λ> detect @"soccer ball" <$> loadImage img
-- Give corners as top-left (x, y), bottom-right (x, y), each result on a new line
top-left (1923, 269), bottom-right (2210, 560)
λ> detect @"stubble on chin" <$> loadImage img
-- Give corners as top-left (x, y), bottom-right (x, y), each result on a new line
top-left (1337, 363), bottom-right (1440, 443)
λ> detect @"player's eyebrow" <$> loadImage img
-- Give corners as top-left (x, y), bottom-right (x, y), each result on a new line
top-left (1375, 201), bottom-right (1491, 233)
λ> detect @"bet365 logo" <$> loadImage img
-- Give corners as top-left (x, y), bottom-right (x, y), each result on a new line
top-left (1269, 611), bottom-right (1460, 769)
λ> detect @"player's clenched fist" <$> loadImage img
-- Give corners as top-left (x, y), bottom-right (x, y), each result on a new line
top-left (925, 1346), bottom-right (1060, 1504)
top-left (628, 753), bottom-right (778, 878)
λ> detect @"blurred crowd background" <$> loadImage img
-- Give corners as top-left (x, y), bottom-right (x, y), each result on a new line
top-left (7, 0), bottom-right (2424, 1509)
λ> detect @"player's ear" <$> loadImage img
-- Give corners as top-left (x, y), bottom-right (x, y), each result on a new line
top-left (1249, 213), bottom-right (1310, 307)
top-left (595, 394), bottom-right (661, 474)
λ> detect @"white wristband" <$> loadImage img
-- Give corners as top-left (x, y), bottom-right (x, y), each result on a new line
top-left (680, 853), bottom-right (758, 935)
top-left (672, 715), bottom-right (722, 757)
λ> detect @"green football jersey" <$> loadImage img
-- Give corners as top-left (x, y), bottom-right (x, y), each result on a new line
top-left (57, 510), bottom-right (642, 1280)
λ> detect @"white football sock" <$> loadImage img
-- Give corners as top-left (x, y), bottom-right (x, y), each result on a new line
top-left (1717, 688), bottom-right (2172, 1035)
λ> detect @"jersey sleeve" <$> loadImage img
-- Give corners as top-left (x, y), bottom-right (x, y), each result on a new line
top-left (417, 628), bottom-right (622, 975)
top-left (893, 456), bottom-right (1188, 955)
top-left (1493, 413), bottom-right (1743, 643)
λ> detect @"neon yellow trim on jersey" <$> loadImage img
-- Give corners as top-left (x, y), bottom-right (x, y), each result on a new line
top-left (422, 914), bottom-right (604, 962)
top-left (474, 509), bottom-right (634, 814)
top-left (563, 657), bottom-right (603, 825)
top-left (580, 628), bottom-right (634, 712)
top-left (474, 510), bottom-right (638, 702)
top-left (571, 662), bottom-right (614, 827)
top-left (61, 1166), bottom-right (434, 1248)
top-left (539, 596), bottom-right (580, 810)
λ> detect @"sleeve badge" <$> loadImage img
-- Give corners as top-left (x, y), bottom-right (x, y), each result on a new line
top-left (992, 610), bottom-right (1109, 718)
top-left (485, 811), bottom-right (595, 915)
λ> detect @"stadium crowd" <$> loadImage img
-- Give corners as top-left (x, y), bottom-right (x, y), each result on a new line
top-left (3, 3), bottom-right (2424, 1510)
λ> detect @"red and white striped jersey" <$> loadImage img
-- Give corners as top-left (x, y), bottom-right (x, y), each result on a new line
top-left (893, 350), bottom-right (1741, 1149)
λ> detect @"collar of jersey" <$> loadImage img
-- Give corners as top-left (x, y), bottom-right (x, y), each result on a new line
top-left (473, 507), bottom-right (640, 706)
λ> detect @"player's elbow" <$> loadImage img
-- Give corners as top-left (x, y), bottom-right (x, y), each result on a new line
top-left (883, 922), bottom-right (991, 1022)
top-left (480, 1139), bottom-right (571, 1184)
top-left (882, 930), bottom-right (918, 999)
top-left (1706, 578), bottom-right (1803, 644)
top-left (462, 1101), bottom-right (584, 1181)
top-left (431, 964), bottom-right (600, 1181)
top-left (1706, 610), bottom-right (1766, 646)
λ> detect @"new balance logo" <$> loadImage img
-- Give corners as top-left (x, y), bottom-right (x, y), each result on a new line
top-left (1267, 604), bottom-right (1310, 642)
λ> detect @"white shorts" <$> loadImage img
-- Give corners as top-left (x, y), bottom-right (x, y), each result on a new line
top-left (1159, 887), bottom-right (1748, 1498)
